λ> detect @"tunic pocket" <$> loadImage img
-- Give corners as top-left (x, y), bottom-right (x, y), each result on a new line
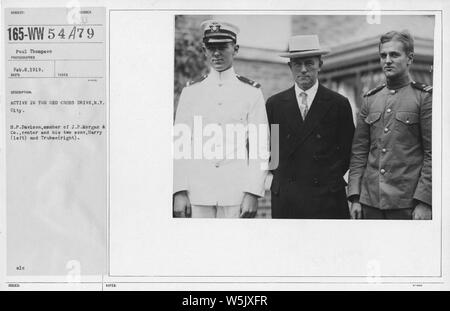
top-left (364, 112), bottom-right (382, 145)
top-left (364, 112), bottom-right (382, 125)
top-left (394, 111), bottom-right (420, 144)
top-left (395, 111), bottom-right (419, 125)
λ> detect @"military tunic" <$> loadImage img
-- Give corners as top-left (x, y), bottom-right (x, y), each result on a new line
top-left (173, 67), bottom-right (269, 206)
top-left (348, 81), bottom-right (432, 210)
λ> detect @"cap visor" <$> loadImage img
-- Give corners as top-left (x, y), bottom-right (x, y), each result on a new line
top-left (205, 38), bottom-right (234, 43)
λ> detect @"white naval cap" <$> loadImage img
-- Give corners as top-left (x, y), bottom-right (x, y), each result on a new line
top-left (200, 20), bottom-right (240, 44)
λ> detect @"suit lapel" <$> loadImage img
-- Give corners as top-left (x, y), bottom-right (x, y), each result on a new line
top-left (288, 84), bottom-right (333, 155)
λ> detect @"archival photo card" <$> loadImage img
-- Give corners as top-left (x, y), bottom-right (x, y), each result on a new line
top-left (1, 0), bottom-right (448, 291)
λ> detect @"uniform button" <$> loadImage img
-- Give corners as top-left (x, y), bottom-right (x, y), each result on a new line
top-left (218, 102), bottom-right (223, 106)
top-left (218, 84), bottom-right (223, 87)
top-left (390, 90), bottom-right (396, 94)
top-left (316, 134), bottom-right (322, 139)
top-left (384, 127), bottom-right (389, 133)
top-left (313, 178), bottom-right (319, 185)
top-left (215, 163), bottom-right (220, 168)
top-left (380, 169), bottom-right (386, 175)
top-left (382, 148), bottom-right (387, 153)
top-left (386, 108), bottom-right (392, 113)
top-left (286, 134), bottom-right (291, 139)
top-left (406, 120), bottom-right (410, 124)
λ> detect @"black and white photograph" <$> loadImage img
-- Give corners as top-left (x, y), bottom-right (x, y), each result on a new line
top-left (172, 15), bottom-right (434, 220)
top-left (1, 0), bottom-right (449, 293)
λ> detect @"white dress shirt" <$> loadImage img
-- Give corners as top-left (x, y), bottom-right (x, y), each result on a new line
top-left (294, 80), bottom-right (319, 113)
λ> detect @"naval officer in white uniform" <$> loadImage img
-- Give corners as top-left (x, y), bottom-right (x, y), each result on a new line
top-left (173, 20), bottom-right (269, 218)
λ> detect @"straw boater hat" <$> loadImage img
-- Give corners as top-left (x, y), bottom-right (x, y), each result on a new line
top-left (280, 35), bottom-right (330, 58)
top-left (200, 20), bottom-right (240, 44)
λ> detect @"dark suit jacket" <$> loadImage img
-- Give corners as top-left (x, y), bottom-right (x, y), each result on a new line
top-left (266, 84), bottom-right (355, 219)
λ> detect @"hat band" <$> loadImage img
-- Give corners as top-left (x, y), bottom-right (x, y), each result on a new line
top-left (204, 29), bottom-right (236, 39)
top-left (203, 35), bottom-right (236, 44)
top-left (289, 48), bottom-right (321, 53)
top-left (205, 38), bottom-right (234, 43)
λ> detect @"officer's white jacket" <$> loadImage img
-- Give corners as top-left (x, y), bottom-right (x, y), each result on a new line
top-left (173, 67), bottom-right (269, 206)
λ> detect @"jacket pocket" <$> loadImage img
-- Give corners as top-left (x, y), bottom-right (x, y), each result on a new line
top-left (364, 112), bottom-right (382, 125)
top-left (395, 111), bottom-right (419, 125)
top-left (365, 112), bottom-right (382, 145)
top-left (395, 111), bottom-right (420, 143)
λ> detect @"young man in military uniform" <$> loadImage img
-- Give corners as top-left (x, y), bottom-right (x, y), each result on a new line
top-left (173, 20), bottom-right (268, 218)
top-left (348, 30), bottom-right (432, 220)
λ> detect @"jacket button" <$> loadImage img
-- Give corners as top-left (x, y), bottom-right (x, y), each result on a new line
top-left (286, 134), bottom-right (291, 139)
top-left (380, 169), bottom-right (386, 174)
top-left (390, 89), bottom-right (396, 94)
top-left (215, 163), bottom-right (220, 168)
top-left (384, 127), bottom-right (389, 133)
top-left (382, 148), bottom-right (387, 153)
top-left (218, 102), bottom-right (222, 106)
top-left (313, 178), bottom-right (319, 185)
top-left (316, 134), bottom-right (322, 139)
top-left (386, 108), bottom-right (392, 113)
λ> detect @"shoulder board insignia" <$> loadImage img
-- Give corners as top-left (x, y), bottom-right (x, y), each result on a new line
top-left (186, 74), bottom-right (207, 87)
top-left (363, 84), bottom-right (385, 97)
top-left (411, 81), bottom-right (432, 93)
top-left (236, 75), bottom-right (261, 88)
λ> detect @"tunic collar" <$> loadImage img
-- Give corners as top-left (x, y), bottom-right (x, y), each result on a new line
top-left (386, 75), bottom-right (411, 90)
top-left (208, 67), bottom-right (236, 85)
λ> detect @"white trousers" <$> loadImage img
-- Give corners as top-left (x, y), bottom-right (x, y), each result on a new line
top-left (191, 205), bottom-right (241, 218)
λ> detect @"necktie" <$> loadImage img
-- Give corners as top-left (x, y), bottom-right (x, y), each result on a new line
top-left (299, 92), bottom-right (308, 120)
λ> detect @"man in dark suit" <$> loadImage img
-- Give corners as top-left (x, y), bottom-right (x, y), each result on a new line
top-left (266, 35), bottom-right (355, 219)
